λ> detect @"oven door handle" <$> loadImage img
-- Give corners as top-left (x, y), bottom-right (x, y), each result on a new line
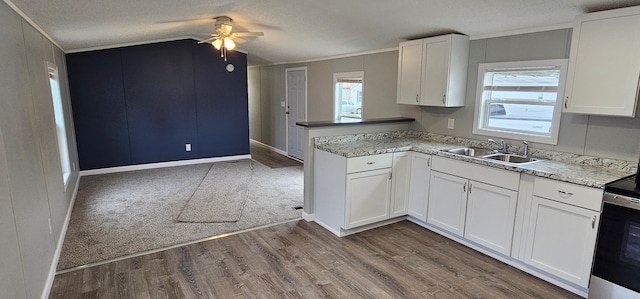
top-left (592, 216), bottom-right (596, 229)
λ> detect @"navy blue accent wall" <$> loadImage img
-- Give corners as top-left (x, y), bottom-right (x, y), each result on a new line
top-left (121, 40), bottom-right (199, 164)
top-left (67, 39), bottom-right (250, 170)
top-left (67, 48), bottom-right (132, 170)
top-left (193, 45), bottom-right (249, 158)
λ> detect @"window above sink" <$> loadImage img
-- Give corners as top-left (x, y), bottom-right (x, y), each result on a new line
top-left (472, 59), bottom-right (568, 145)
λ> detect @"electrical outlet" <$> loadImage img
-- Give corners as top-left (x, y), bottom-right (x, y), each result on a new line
top-left (185, 143), bottom-right (191, 152)
top-left (448, 118), bottom-right (455, 129)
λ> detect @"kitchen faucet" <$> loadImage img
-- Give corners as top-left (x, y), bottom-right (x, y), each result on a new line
top-left (488, 139), bottom-right (508, 153)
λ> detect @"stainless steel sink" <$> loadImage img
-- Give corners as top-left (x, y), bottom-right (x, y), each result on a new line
top-left (444, 147), bottom-right (496, 157)
top-left (483, 153), bottom-right (539, 164)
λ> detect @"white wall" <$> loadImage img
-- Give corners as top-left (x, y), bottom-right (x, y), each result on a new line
top-left (0, 1), bottom-right (80, 298)
top-left (250, 29), bottom-right (640, 162)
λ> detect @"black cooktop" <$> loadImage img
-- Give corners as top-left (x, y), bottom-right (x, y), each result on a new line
top-left (605, 174), bottom-right (640, 198)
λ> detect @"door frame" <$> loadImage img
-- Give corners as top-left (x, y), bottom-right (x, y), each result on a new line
top-left (285, 67), bottom-right (308, 159)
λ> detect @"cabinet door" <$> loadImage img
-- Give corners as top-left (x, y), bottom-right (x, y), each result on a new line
top-left (564, 13), bottom-right (640, 116)
top-left (397, 40), bottom-right (423, 105)
top-left (420, 39), bottom-right (449, 106)
top-left (524, 196), bottom-right (599, 288)
top-left (464, 181), bottom-right (518, 256)
top-left (390, 152), bottom-right (411, 217)
top-left (408, 153), bottom-right (431, 221)
top-left (344, 168), bottom-right (392, 229)
top-left (427, 171), bottom-right (468, 237)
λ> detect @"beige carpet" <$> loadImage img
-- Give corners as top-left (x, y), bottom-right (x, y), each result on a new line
top-left (177, 160), bottom-right (254, 223)
top-left (57, 159), bottom-right (303, 271)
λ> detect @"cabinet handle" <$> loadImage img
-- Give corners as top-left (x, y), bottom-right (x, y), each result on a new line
top-left (592, 216), bottom-right (596, 229)
top-left (564, 97), bottom-right (568, 109)
top-left (389, 172), bottom-right (392, 180)
top-left (427, 157), bottom-right (431, 167)
top-left (366, 161), bottom-right (375, 165)
top-left (558, 190), bottom-right (574, 196)
top-left (416, 94), bottom-right (419, 103)
top-left (442, 94), bottom-right (446, 104)
top-left (463, 182), bottom-right (466, 192)
top-left (469, 183), bottom-right (472, 194)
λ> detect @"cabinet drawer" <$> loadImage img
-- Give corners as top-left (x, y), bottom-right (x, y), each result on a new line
top-left (346, 153), bottom-right (393, 173)
top-left (533, 177), bottom-right (603, 211)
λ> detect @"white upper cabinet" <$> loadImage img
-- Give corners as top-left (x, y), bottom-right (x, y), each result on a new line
top-left (397, 34), bottom-right (469, 107)
top-left (397, 40), bottom-right (424, 105)
top-left (564, 6), bottom-right (640, 117)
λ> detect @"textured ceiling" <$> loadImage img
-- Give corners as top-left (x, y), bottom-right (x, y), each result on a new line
top-left (7, 0), bottom-right (640, 65)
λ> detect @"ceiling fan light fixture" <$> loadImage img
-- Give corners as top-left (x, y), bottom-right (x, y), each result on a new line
top-left (212, 38), bottom-right (223, 50)
top-left (224, 38), bottom-right (236, 50)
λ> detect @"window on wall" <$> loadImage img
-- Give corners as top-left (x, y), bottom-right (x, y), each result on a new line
top-left (472, 59), bottom-right (568, 145)
top-left (333, 72), bottom-right (364, 121)
top-left (47, 62), bottom-right (72, 186)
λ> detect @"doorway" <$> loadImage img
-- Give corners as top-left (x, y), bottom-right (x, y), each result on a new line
top-left (286, 67), bottom-right (307, 161)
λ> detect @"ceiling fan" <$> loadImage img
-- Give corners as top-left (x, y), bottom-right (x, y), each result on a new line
top-left (195, 16), bottom-right (264, 61)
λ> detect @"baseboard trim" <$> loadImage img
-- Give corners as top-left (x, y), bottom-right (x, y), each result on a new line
top-left (41, 173), bottom-right (80, 299)
top-left (79, 155), bottom-right (252, 176)
top-left (250, 139), bottom-right (288, 156)
top-left (301, 212), bottom-right (314, 222)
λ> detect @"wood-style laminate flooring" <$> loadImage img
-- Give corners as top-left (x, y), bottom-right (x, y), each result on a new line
top-left (250, 140), bottom-right (302, 168)
top-left (50, 220), bottom-right (581, 298)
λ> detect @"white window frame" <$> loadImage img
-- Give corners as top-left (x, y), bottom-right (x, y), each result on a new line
top-left (472, 59), bottom-right (568, 145)
top-left (333, 71), bottom-right (364, 121)
top-left (47, 61), bottom-right (72, 187)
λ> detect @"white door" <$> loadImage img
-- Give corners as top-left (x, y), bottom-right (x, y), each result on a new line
top-left (344, 168), bottom-right (391, 229)
top-left (286, 68), bottom-right (306, 160)
top-left (427, 171), bottom-right (468, 237)
top-left (464, 181), bottom-right (517, 256)
top-left (408, 153), bottom-right (431, 221)
top-left (524, 196), bottom-right (599, 288)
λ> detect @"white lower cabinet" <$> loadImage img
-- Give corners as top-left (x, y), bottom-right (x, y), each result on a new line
top-left (427, 156), bottom-right (520, 244)
top-left (523, 195), bottom-right (599, 288)
top-left (314, 149), bottom-right (410, 234)
top-left (464, 181), bottom-right (518, 256)
top-left (427, 171), bottom-right (468, 237)
top-left (407, 153), bottom-right (431, 221)
top-left (345, 168), bottom-right (392, 229)
top-left (390, 152), bottom-right (412, 218)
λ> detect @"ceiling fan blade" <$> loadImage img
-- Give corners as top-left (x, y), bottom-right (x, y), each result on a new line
top-left (188, 32), bottom-right (217, 36)
top-left (234, 37), bottom-right (247, 44)
top-left (198, 37), bottom-right (217, 44)
top-left (232, 32), bottom-right (264, 37)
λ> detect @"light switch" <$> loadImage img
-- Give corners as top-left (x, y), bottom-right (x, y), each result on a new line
top-left (281, 101), bottom-right (285, 108)
top-left (185, 143), bottom-right (192, 152)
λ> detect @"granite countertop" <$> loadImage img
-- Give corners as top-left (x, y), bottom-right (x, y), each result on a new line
top-left (315, 132), bottom-right (636, 189)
